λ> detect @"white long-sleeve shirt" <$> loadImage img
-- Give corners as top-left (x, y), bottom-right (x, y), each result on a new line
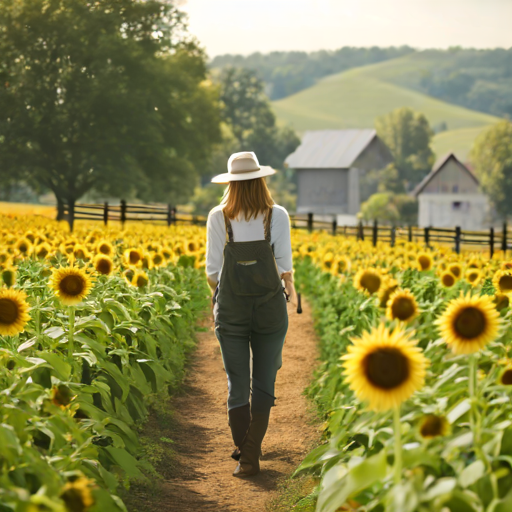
top-left (206, 204), bottom-right (293, 283)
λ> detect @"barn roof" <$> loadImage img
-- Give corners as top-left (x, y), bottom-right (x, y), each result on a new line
top-left (285, 129), bottom-right (378, 169)
top-left (412, 153), bottom-right (479, 197)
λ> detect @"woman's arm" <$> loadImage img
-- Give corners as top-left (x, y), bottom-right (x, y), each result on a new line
top-left (205, 208), bottom-right (225, 293)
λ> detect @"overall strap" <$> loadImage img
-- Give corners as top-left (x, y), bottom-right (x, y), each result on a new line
top-left (222, 210), bottom-right (234, 243)
top-left (264, 206), bottom-right (273, 244)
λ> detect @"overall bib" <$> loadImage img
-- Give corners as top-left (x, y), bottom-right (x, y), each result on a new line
top-left (214, 206), bottom-right (289, 475)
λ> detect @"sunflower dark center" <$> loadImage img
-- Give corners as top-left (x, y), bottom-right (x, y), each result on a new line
top-left (360, 273), bottom-right (381, 294)
top-left (380, 286), bottom-right (398, 308)
top-left (153, 255), bottom-right (163, 265)
top-left (364, 347), bottom-right (409, 390)
top-left (99, 244), bottom-right (110, 255)
top-left (420, 415), bottom-right (444, 437)
top-left (18, 242), bottom-right (28, 253)
top-left (136, 275), bottom-right (148, 287)
top-left (501, 369), bottom-right (512, 385)
top-left (442, 274), bottom-right (455, 287)
top-left (496, 296), bottom-right (510, 311)
top-left (129, 251), bottom-right (140, 264)
top-left (468, 272), bottom-right (479, 283)
top-left (0, 298), bottom-right (18, 325)
top-left (96, 259), bottom-right (111, 275)
top-left (499, 275), bottom-right (512, 292)
top-left (450, 266), bottom-right (461, 278)
top-left (60, 275), bottom-right (85, 296)
top-left (454, 307), bottom-right (486, 339)
top-left (391, 297), bottom-right (416, 321)
top-left (418, 256), bottom-right (431, 270)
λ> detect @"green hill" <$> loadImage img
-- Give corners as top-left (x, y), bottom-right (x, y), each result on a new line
top-left (272, 55), bottom-right (501, 161)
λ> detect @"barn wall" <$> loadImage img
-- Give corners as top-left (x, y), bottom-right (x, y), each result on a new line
top-left (422, 159), bottom-right (479, 194)
top-left (418, 193), bottom-right (489, 230)
top-left (296, 168), bottom-right (349, 214)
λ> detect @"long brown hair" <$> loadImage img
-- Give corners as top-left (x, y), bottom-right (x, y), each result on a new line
top-left (221, 178), bottom-right (274, 220)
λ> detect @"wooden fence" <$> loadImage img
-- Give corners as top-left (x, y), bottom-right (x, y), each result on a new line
top-left (64, 202), bottom-right (510, 258)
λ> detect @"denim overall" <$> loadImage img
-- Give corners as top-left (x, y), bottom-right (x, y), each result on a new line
top-left (214, 207), bottom-right (289, 416)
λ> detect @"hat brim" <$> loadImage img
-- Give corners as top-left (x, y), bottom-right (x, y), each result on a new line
top-left (211, 166), bottom-right (276, 184)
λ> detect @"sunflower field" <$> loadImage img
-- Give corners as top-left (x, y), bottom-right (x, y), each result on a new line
top-left (292, 232), bottom-right (512, 512)
top-left (0, 216), bottom-right (208, 511)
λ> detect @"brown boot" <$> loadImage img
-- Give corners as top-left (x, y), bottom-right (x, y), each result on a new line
top-left (228, 404), bottom-right (251, 461)
top-left (233, 410), bottom-right (270, 477)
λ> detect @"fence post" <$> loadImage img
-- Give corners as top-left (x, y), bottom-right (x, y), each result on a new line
top-left (424, 226), bottom-right (430, 247)
top-left (490, 227), bottom-right (495, 259)
top-left (120, 199), bottom-right (127, 227)
top-left (408, 225), bottom-right (413, 243)
top-left (332, 217), bottom-right (337, 236)
top-left (454, 226), bottom-right (461, 254)
top-left (192, 215), bottom-right (198, 225)
top-left (358, 221), bottom-right (365, 241)
top-left (372, 220), bottom-right (378, 247)
top-left (103, 202), bottom-right (108, 226)
top-left (503, 221), bottom-right (508, 256)
top-left (167, 204), bottom-right (172, 227)
top-left (307, 212), bottom-right (313, 233)
top-left (391, 225), bottom-right (396, 248)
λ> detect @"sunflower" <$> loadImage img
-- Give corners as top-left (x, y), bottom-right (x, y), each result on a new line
top-left (499, 367), bottom-right (512, 385)
top-left (52, 384), bottom-right (75, 408)
top-left (494, 294), bottom-right (510, 311)
top-left (124, 248), bottom-right (143, 266)
top-left (386, 289), bottom-right (419, 323)
top-left (132, 270), bottom-right (149, 288)
top-left (336, 256), bottom-right (351, 274)
top-left (0, 288), bottom-right (30, 336)
top-left (60, 476), bottom-right (95, 512)
top-left (354, 268), bottom-right (382, 295)
top-left (436, 294), bottom-right (500, 355)
top-left (93, 254), bottom-right (114, 276)
top-left (417, 253), bottom-right (433, 271)
top-left (448, 263), bottom-right (463, 279)
top-left (466, 269), bottom-right (482, 287)
top-left (151, 252), bottom-right (165, 268)
top-left (16, 237), bottom-right (33, 256)
top-left (123, 268), bottom-right (135, 285)
top-left (35, 242), bottom-right (52, 259)
top-left (49, 266), bottom-right (93, 306)
top-left (378, 278), bottom-right (399, 308)
top-left (0, 251), bottom-right (9, 264)
top-left (73, 244), bottom-right (90, 261)
top-left (419, 414), bottom-right (450, 439)
top-left (162, 247), bottom-right (174, 261)
top-left (440, 271), bottom-right (456, 288)
top-left (493, 270), bottom-right (512, 295)
top-left (501, 261), bottom-right (512, 271)
top-left (96, 240), bottom-right (114, 257)
top-left (322, 251), bottom-right (334, 271)
top-left (1, 267), bottom-right (16, 288)
top-left (341, 324), bottom-right (428, 411)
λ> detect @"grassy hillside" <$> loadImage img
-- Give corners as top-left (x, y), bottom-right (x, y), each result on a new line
top-left (272, 56), bottom-right (501, 160)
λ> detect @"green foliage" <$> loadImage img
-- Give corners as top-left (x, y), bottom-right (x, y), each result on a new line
top-left (0, 259), bottom-right (209, 510)
top-left (359, 193), bottom-right (418, 225)
top-left (211, 47), bottom-right (415, 100)
top-left (294, 258), bottom-right (512, 512)
top-left (375, 107), bottom-right (435, 189)
top-left (470, 120), bottom-right (512, 219)
top-left (0, 0), bottom-right (221, 220)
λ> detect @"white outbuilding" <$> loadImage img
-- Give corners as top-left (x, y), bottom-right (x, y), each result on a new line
top-left (413, 153), bottom-right (489, 230)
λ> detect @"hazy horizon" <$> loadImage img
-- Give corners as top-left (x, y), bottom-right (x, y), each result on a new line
top-left (179, 0), bottom-right (512, 58)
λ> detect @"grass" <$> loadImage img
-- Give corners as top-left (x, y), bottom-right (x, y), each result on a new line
top-left (272, 54), bottom-right (500, 161)
top-left (266, 475), bottom-right (319, 512)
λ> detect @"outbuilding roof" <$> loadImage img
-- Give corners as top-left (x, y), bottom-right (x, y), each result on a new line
top-left (285, 129), bottom-right (378, 169)
top-left (412, 153), bottom-right (479, 197)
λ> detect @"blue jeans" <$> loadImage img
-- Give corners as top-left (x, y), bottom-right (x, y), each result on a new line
top-left (215, 315), bottom-right (288, 413)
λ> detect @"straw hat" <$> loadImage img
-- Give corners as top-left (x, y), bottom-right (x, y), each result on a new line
top-left (211, 151), bottom-right (276, 184)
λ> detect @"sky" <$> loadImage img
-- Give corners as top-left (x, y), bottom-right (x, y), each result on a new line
top-left (179, 0), bottom-right (512, 57)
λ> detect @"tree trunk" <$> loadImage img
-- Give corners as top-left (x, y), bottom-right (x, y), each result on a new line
top-left (56, 197), bottom-right (65, 221)
top-left (67, 198), bottom-right (75, 232)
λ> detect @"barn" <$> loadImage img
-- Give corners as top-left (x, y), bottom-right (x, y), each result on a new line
top-left (284, 129), bottom-right (393, 225)
top-left (412, 153), bottom-right (489, 230)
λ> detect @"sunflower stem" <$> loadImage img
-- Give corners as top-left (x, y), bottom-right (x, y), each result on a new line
top-left (68, 306), bottom-right (75, 360)
top-left (469, 355), bottom-right (477, 438)
top-left (393, 406), bottom-right (403, 485)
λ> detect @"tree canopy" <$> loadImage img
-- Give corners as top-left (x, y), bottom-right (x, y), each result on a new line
top-left (375, 107), bottom-right (435, 190)
top-left (0, 0), bottom-right (221, 227)
top-left (471, 120), bottom-right (512, 220)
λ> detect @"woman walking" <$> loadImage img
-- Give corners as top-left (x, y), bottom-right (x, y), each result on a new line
top-left (206, 151), bottom-right (296, 477)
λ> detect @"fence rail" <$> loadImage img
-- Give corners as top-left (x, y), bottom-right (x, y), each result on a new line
top-left (63, 202), bottom-right (510, 259)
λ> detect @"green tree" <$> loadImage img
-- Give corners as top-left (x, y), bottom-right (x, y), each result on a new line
top-left (218, 67), bottom-right (300, 169)
top-left (359, 192), bottom-right (418, 225)
top-left (471, 120), bottom-right (512, 220)
top-left (375, 107), bottom-right (435, 190)
top-left (0, 0), bottom-right (221, 228)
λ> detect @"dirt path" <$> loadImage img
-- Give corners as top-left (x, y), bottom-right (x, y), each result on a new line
top-left (141, 299), bottom-right (319, 512)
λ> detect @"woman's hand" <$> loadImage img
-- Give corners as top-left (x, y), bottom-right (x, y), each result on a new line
top-left (281, 271), bottom-right (298, 308)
